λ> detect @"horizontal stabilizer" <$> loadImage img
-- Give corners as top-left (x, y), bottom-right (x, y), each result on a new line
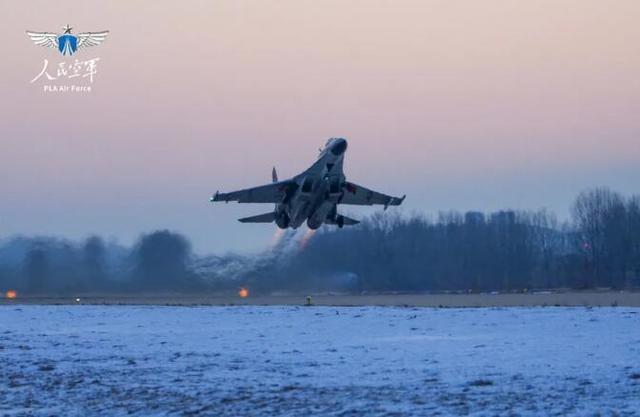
top-left (325, 214), bottom-right (360, 227)
top-left (339, 215), bottom-right (360, 226)
top-left (238, 212), bottom-right (276, 223)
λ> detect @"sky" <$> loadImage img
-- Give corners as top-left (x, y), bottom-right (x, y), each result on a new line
top-left (1, 0), bottom-right (639, 254)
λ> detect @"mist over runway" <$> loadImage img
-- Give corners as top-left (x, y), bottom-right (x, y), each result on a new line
top-left (1, 306), bottom-right (638, 416)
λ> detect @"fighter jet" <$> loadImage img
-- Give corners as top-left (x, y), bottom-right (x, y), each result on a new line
top-left (210, 138), bottom-right (405, 229)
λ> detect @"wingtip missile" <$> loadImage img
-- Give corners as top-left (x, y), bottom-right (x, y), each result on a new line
top-left (210, 191), bottom-right (229, 203)
top-left (384, 194), bottom-right (406, 210)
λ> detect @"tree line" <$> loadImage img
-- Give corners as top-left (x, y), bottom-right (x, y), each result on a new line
top-left (262, 187), bottom-right (639, 292)
top-left (0, 231), bottom-right (201, 295)
top-left (1, 187), bottom-right (639, 294)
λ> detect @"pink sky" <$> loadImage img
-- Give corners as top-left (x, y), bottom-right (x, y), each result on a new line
top-left (1, 1), bottom-right (639, 253)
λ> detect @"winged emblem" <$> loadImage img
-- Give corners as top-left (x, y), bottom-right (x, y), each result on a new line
top-left (26, 24), bottom-right (108, 56)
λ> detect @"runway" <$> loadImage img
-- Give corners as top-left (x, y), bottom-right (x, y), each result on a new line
top-left (2, 290), bottom-right (639, 307)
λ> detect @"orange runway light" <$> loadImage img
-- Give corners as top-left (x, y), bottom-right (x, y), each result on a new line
top-left (5, 290), bottom-right (17, 299)
top-left (238, 287), bottom-right (249, 298)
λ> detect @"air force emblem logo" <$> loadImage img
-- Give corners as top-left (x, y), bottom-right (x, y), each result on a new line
top-left (27, 24), bottom-right (108, 56)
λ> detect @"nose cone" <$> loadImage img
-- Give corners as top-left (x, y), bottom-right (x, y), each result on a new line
top-left (330, 138), bottom-right (348, 156)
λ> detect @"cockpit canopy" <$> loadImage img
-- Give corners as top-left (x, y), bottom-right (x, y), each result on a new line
top-left (324, 137), bottom-right (348, 156)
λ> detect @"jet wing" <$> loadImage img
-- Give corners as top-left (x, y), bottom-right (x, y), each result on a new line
top-left (340, 182), bottom-right (406, 208)
top-left (211, 181), bottom-right (295, 204)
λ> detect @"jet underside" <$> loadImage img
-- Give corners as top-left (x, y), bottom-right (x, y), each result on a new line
top-left (210, 138), bottom-right (405, 229)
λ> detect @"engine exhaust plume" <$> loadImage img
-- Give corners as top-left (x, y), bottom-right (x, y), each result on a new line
top-left (299, 228), bottom-right (317, 250)
top-left (270, 228), bottom-right (286, 249)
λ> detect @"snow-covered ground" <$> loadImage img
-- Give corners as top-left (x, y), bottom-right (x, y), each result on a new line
top-left (0, 306), bottom-right (638, 416)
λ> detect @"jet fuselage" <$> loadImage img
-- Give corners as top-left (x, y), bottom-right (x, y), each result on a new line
top-left (275, 138), bottom-right (347, 229)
